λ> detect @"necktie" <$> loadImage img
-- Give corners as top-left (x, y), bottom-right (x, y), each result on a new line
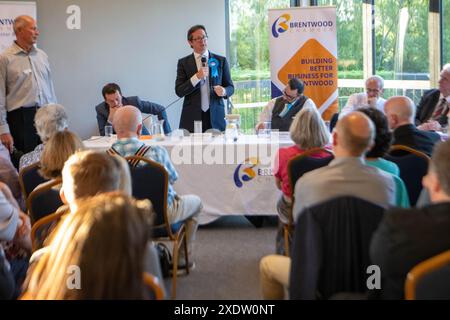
top-left (278, 103), bottom-right (292, 118)
top-left (200, 55), bottom-right (209, 112)
top-left (432, 98), bottom-right (448, 120)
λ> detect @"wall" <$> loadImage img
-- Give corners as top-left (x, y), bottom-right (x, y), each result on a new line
top-left (8, 0), bottom-right (226, 138)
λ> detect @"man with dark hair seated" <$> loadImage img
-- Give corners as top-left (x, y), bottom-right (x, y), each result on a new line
top-left (95, 83), bottom-right (171, 136)
top-left (370, 139), bottom-right (450, 300)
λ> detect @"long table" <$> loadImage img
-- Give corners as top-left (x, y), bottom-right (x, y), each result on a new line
top-left (84, 133), bottom-right (294, 225)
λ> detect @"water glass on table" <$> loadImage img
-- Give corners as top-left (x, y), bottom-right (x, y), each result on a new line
top-left (105, 125), bottom-right (113, 141)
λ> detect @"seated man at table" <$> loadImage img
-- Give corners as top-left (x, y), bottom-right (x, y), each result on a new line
top-left (95, 83), bottom-right (171, 136)
top-left (415, 64), bottom-right (450, 132)
top-left (256, 78), bottom-right (316, 132)
top-left (340, 75), bottom-right (386, 118)
top-left (108, 105), bottom-right (202, 269)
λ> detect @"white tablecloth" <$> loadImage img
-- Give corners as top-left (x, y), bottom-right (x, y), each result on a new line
top-left (84, 133), bottom-right (294, 224)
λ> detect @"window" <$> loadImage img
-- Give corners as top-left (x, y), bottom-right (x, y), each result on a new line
top-left (444, 0), bottom-right (450, 64)
top-left (228, 0), bottom-right (290, 133)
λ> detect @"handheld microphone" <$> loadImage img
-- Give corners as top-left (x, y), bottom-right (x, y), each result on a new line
top-left (201, 56), bottom-right (207, 68)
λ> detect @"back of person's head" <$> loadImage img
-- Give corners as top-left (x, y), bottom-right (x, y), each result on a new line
top-left (334, 111), bottom-right (375, 157)
top-left (24, 192), bottom-right (153, 300)
top-left (288, 78), bottom-right (305, 95)
top-left (102, 83), bottom-right (122, 100)
top-left (113, 105), bottom-right (142, 137)
top-left (442, 63), bottom-right (450, 75)
top-left (62, 150), bottom-right (131, 206)
top-left (40, 130), bottom-right (84, 179)
top-left (290, 106), bottom-right (330, 149)
top-left (384, 96), bottom-right (416, 127)
top-left (357, 107), bottom-right (392, 158)
top-left (428, 140), bottom-right (450, 197)
top-left (34, 104), bottom-right (69, 143)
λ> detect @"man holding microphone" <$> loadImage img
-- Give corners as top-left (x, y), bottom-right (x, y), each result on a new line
top-left (175, 25), bottom-right (234, 132)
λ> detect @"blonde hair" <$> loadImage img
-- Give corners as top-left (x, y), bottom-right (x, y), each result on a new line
top-left (40, 131), bottom-right (84, 179)
top-left (289, 106), bottom-right (330, 149)
top-left (62, 151), bottom-right (132, 204)
top-left (24, 193), bottom-right (153, 300)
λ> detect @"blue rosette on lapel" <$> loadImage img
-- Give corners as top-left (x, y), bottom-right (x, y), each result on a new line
top-left (208, 57), bottom-right (220, 79)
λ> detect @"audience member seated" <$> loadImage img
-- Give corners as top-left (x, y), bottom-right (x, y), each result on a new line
top-left (273, 106), bottom-right (331, 254)
top-left (0, 143), bottom-right (23, 207)
top-left (95, 83), bottom-right (171, 136)
top-left (23, 193), bottom-right (155, 300)
top-left (256, 78), bottom-right (316, 131)
top-left (340, 75), bottom-right (386, 118)
top-left (259, 111), bottom-right (395, 300)
top-left (370, 140), bottom-right (450, 299)
top-left (108, 105), bottom-right (202, 269)
top-left (0, 182), bottom-right (31, 299)
top-left (416, 64), bottom-right (450, 131)
top-left (38, 130), bottom-right (84, 181)
top-left (358, 107), bottom-right (410, 207)
top-left (292, 111), bottom-right (396, 221)
top-left (30, 150), bottom-right (166, 296)
top-left (19, 104), bottom-right (68, 171)
top-left (384, 96), bottom-right (440, 157)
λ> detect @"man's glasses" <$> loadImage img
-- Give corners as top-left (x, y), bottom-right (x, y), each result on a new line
top-left (191, 36), bottom-right (208, 42)
top-left (283, 90), bottom-right (296, 101)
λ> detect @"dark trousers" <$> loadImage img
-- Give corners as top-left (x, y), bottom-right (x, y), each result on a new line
top-left (7, 107), bottom-right (41, 153)
top-left (201, 109), bottom-right (212, 132)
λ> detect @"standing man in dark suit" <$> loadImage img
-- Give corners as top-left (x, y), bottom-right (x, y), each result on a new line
top-left (370, 139), bottom-right (450, 300)
top-left (175, 25), bottom-right (234, 132)
top-left (415, 64), bottom-right (450, 131)
top-left (95, 83), bottom-right (171, 136)
top-left (384, 96), bottom-right (440, 156)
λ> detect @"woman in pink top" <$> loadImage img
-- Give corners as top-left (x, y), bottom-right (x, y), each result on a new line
top-left (273, 107), bottom-right (331, 254)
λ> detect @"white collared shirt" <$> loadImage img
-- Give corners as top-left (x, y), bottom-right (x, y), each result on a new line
top-left (190, 51), bottom-right (210, 87)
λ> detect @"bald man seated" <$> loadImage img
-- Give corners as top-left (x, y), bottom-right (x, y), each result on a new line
top-left (108, 105), bottom-right (202, 269)
top-left (384, 96), bottom-right (440, 157)
top-left (259, 111), bottom-right (396, 300)
top-left (292, 111), bottom-right (396, 221)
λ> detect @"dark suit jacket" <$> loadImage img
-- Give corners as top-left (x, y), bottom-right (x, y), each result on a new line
top-left (416, 89), bottom-right (448, 126)
top-left (370, 202), bottom-right (450, 300)
top-left (392, 124), bottom-right (441, 156)
top-left (95, 96), bottom-right (171, 136)
top-left (175, 52), bottom-right (234, 132)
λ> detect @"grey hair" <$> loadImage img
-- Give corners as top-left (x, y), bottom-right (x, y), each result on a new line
top-left (13, 15), bottom-right (31, 34)
top-left (366, 75), bottom-right (385, 89)
top-left (289, 106), bottom-right (330, 149)
top-left (442, 63), bottom-right (450, 74)
top-left (34, 104), bottom-right (69, 143)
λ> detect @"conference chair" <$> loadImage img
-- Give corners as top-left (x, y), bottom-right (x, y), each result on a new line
top-left (284, 148), bottom-right (333, 256)
top-left (405, 249), bottom-right (450, 300)
top-left (385, 145), bottom-right (430, 206)
top-left (143, 272), bottom-right (165, 300)
top-left (26, 178), bottom-right (63, 225)
top-left (18, 162), bottom-right (48, 201)
top-left (289, 196), bottom-right (384, 300)
top-left (126, 156), bottom-right (189, 299)
top-left (329, 112), bottom-right (340, 132)
top-left (30, 210), bottom-right (66, 252)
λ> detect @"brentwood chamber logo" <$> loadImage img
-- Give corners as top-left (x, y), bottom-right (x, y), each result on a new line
top-left (233, 158), bottom-right (260, 188)
top-left (272, 14), bottom-right (291, 38)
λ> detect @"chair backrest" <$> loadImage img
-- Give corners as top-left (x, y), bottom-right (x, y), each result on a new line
top-left (26, 179), bottom-right (63, 224)
top-left (287, 147), bottom-right (334, 198)
top-left (385, 145), bottom-right (430, 206)
top-left (405, 249), bottom-right (450, 300)
top-left (125, 156), bottom-right (170, 235)
top-left (18, 162), bottom-right (48, 199)
top-left (143, 272), bottom-right (165, 300)
top-left (289, 196), bottom-right (384, 300)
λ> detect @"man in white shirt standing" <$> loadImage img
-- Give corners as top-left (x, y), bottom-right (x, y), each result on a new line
top-left (340, 75), bottom-right (386, 118)
top-left (0, 15), bottom-right (57, 154)
top-left (256, 78), bottom-right (316, 131)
